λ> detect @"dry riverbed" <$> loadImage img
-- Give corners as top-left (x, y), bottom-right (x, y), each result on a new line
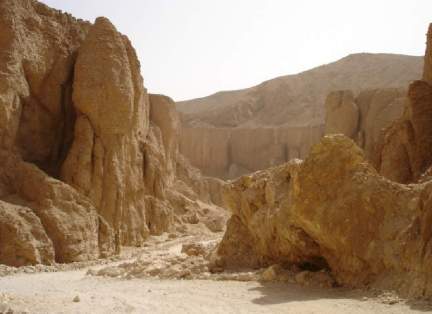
top-left (0, 233), bottom-right (431, 314)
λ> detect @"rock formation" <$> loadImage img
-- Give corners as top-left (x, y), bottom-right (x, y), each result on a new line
top-left (324, 90), bottom-right (359, 138)
top-left (325, 87), bottom-right (407, 160)
top-left (0, 0), bottom-right (225, 267)
top-left (180, 126), bottom-right (323, 179)
top-left (216, 135), bottom-right (432, 297)
top-left (177, 54), bottom-right (421, 179)
top-left (178, 54), bottom-right (421, 128)
top-left (179, 86), bottom-right (408, 179)
top-left (374, 24), bottom-right (432, 183)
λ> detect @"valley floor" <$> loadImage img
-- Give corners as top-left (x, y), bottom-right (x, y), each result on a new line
top-left (0, 234), bottom-right (430, 314)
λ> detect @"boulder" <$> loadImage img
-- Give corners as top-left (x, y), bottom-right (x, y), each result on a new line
top-left (0, 201), bottom-right (54, 266)
top-left (217, 135), bottom-right (432, 297)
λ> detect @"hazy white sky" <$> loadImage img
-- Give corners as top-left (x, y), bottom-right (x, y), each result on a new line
top-left (40, 0), bottom-right (432, 101)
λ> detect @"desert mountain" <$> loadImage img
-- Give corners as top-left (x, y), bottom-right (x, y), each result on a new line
top-left (177, 54), bottom-right (422, 179)
top-left (178, 53), bottom-right (422, 128)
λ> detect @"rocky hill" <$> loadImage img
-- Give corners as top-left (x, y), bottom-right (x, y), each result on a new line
top-left (0, 0), bottom-right (226, 267)
top-left (177, 54), bottom-right (422, 179)
top-left (178, 53), bottom-right (421, 128)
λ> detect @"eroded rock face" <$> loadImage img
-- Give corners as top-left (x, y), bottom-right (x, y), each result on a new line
top-left (177, 53), bottom-right (421, 179)
top-left (324, 88), bottom-right (406, 161)
top-left (0, 0), bottom-right (108, 265)
top-left (0, 201), bottom-right (54, 267)
top-left (179, 126), bottom-right (323, 179)
top-left (423, 24), bottom-right (432, 84)
top-left (217, 135), bottom-right (432, 297)
top-left (0, 0), bottom-right (89, 175)
top-left (61, 16), bottom-right (150, 246)
top-left (0, 150), bottom-right (112, 264)
top-left (325, 90), bottom-right (359, 138)
top-left (0, 0), bottom-right (225, 266)
top-left (374, 24), bottom-right (432, 183)
top-left (374, 81), bottom-right (432, 183)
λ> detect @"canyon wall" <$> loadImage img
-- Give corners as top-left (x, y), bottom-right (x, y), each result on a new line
top-left (325, 87), bottom-right (407, 160)
top-left (0, 0), bottom-right (225, 267)
top-left (180, 126), bottom-right (323, 179)
top-left (373, 25), bottom-right (432, 184)
top-left (179, 87), bottom-right (406, 180)
top-left (178, 55), bottom-right (421, 179)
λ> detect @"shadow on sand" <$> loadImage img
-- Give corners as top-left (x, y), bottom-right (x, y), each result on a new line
top-left (248, 282), bottom-right (432, 312)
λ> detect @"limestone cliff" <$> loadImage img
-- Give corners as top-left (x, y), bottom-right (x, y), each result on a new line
top-left (325, 87), bottom-right (407, 161)
top-left (180, 126), bottom-right (322, 179)
top-left (374, 24), bottom-right (432, 183)
top-left (0, 0), bottom-right (225, 266)
top-left (179, 86), bottom-right (407, 180)
top-left (178, 54), bottom-right (421, 179)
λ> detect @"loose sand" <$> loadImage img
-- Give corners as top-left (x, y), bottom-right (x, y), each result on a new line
top-left (0, 234), bottom-right (430, 314)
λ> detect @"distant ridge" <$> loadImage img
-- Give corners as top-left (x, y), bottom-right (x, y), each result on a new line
top-left (177, 53), bottom-right (422, 128)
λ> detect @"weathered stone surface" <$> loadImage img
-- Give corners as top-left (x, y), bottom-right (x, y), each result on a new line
top-left (0, 151), bottom-right (109, 263)
top-left (179, 126), bottom-right (323, 179)
top-left (217, 135), bottom-right (432, 297)
top-left (178, 53), bottom-right (421, 179)
top-left (325, 90), bottom-right (359, 138)
top-left (423, 24), bottom-right (432, 84)
top-left (0, 0), bottom-right (89, 175)
top-left (324, 88), bottom-right (406, 161)
top-left (62, 16), bottom-right (150, 246)
top-left (374, 25), bottom-right (432, 183)
top-left (149, 94), bottom-right (180, 177)
top-left (181, 85), bottom-right (408, 180)
top-left (0, 0), bottom-right (226, 266)
top-left (217, 159), bottom-right (324, 269)
top-left (356, 88), bottom-right (406, 157)
top-left (0, 201), bottom-right (54, 267)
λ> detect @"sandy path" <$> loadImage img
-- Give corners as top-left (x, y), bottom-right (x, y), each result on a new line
top-left (0, 270), bottom-right (430, 314)
top-left (0, 235), bottom-right (430, 314)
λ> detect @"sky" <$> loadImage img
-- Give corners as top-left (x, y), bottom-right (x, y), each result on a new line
top-left (40, 0), bottom-right (432, 101)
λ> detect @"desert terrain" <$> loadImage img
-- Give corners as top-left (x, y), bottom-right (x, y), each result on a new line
top-left (1, 1), bottom-right (432, 314)
top-left (1, 234), bottom-right (431, 314)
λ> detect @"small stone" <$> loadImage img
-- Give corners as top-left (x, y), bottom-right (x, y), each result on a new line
top-left (261, 264), bottom-right (282, 281)
top-left (294, 271), bottom-right (309, 285)
top-left (168, 233), bottom-right (178, 239)
top-left (72, 295), bottom-right (80, 303)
